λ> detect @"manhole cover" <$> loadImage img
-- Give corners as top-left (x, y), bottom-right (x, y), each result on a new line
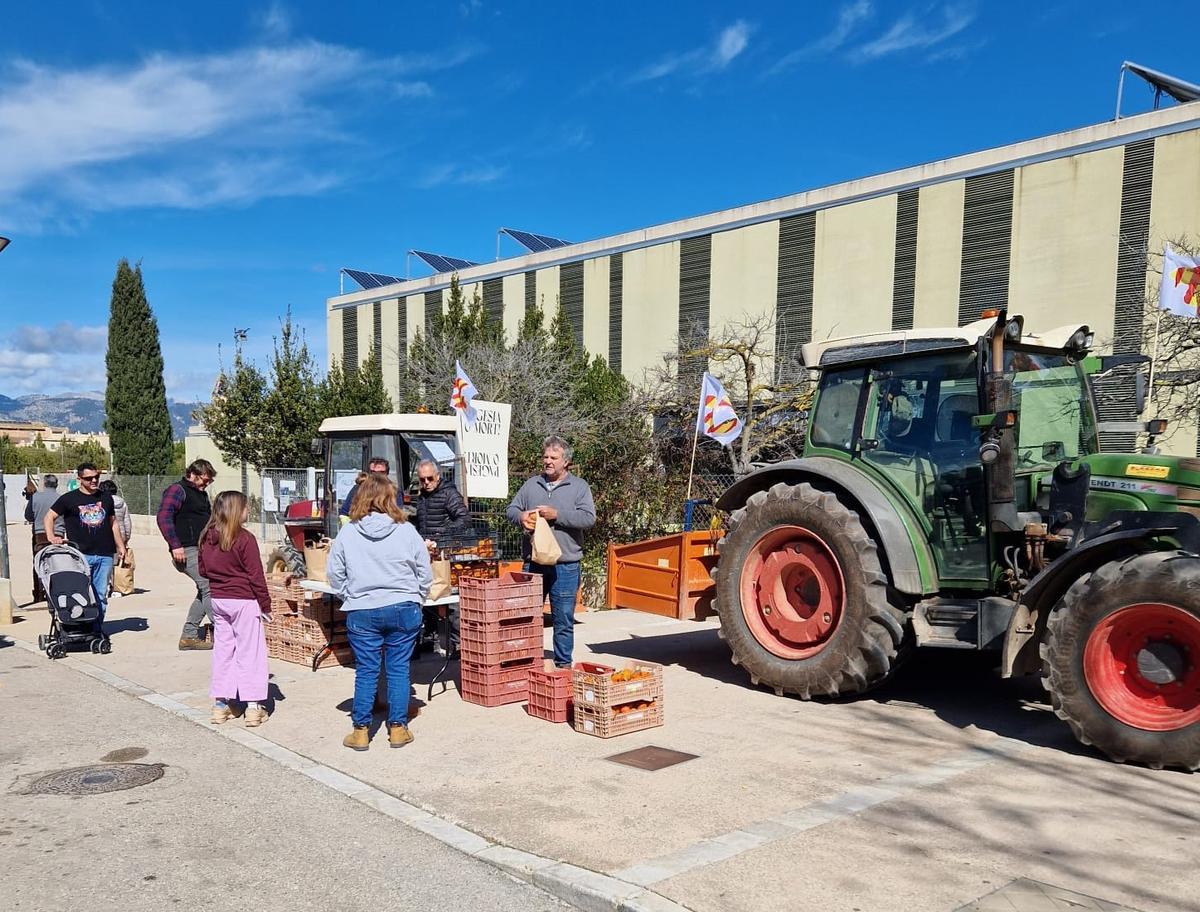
top-left (606, 746), bottom-right (698, 771)
top-left (25, 763), bottom-right (164, 796)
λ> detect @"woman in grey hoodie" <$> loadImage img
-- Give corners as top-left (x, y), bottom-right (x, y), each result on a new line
top-left (327, 473), bottom-right (433, 751)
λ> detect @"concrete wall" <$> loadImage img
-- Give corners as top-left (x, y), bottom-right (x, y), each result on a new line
top-left (812, 194), bottom-right (898, 339)
top-left (621, 241), bottom-right (681, 380)
top-left (912, 180), bottom-right (965, 327)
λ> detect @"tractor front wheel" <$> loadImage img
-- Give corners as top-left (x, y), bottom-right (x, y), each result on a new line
top-left (714, 482), bottom-right (906, 699)
top-left (1042, 551), bottom-right (1200, 771)
top-left (265, 540), bottom-right (307, 579)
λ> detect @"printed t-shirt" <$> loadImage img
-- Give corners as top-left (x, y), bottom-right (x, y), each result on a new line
top-left (51, 490), bottom-right (117, 556)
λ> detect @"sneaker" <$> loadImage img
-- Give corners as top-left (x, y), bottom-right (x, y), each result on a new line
top-left (211, 704), bottom-right (234, 724)
top-left (388, 723), bottom-right (413, 749)
top-left (178, 637), bottom-right (213, 651)
top-left (244, 705), bottom-right (268, 727)
top-left (343, 726), bottom-right (370, 751)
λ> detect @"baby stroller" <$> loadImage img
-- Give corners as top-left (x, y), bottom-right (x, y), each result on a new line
top-left (36, 542), bottom-right (110, 658)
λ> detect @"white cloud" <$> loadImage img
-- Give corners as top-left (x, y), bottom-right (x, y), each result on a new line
top-left (629, 20), bottom-right (753, 84)
top-left (416, 162), bottom-right (506, 189)
top-left (856, 4), bottom-right (976, 60)
top-left (0, 325), bottom-right (107, 396)
top-left (257, 1), bottom-right (293, 40)
top-left (395, 80), bottom-right (434, 98)
top-left (769, 1), bottom-right (872, 73)
top-left (0, 40), bottom-right (481, 230)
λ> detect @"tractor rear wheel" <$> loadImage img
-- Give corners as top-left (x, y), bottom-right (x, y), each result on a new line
top-left (1042, 550), bottom-right (1200, 771)
top-left (714, 482), bottom-right (907, 698)
top-left (265, 540), bottom-right (307, 579)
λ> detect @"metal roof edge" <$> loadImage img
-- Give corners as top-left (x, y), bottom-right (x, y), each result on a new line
top-left (329, 104), bottom-right (1200, 312)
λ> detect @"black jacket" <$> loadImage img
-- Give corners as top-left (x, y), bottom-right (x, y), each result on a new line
top-left (415, 481), bottom-right (469, 542)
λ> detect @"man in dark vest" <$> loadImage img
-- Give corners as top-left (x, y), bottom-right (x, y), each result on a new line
top-left (156, 459), bottom-right (216, 650)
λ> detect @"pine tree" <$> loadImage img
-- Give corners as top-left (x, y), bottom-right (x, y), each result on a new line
top-left (259, 309), bottom-right (322, 467)
top-left (195, 345), bottom-right (267, 492)
top-left (104, 259), bottom-right (174, 474)
top-left (320, 348), bottom-right (393, 417)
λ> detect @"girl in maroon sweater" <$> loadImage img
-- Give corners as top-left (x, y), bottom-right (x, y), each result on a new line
top-left (198, 491), bottom-right (272, 726)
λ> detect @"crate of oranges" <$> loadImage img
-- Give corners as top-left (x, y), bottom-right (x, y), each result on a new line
top-left (573, 697), bottom-right (663, 738)
top-left (571, 661), bottom-right (664, 711)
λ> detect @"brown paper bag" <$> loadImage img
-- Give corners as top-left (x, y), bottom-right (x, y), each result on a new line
top-left (429, 559), bottom-right (453, 601)
top-left (531, 515), bottom-right (562, 566)
top-left (113, 548), bottom-right (135, 595)
top-left (304, 538), bottom-right (330, 582)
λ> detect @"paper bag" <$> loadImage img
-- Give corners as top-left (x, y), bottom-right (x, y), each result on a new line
top-left (531, 515), bottom-right (562, 566)
top-left (429, 559), bottom-right (453, 601)
top-left (113, 548), bottom-right (136, 595)
top-left (304, 538), bottom-right (330, 582)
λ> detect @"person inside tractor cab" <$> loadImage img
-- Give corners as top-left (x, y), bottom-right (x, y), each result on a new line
top-left (339, 458), bottom-right (395, 518)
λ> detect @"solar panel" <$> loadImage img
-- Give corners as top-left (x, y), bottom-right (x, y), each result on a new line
top-left (410, 250), bottom-right (479, 274)
top-left (501, 228), bottom-right (572, 253)
top-left (343, 268), bottom-right (404, 290)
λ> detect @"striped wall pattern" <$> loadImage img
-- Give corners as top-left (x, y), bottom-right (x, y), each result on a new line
top-left (424, 290), bottom-right (441, 336)
top-left (609, 253), bottom-right (623, 373)
top-left (483, 277), bottom-right (504, 329)
top-left (776, 212), bottom-right (816, 382)
top-left (342, 306), bottom-right (358, 366)
top-left (892, 188), bottom-right (920, 331)
top-left (679, 234), bottom-right (712, 388)
top-left (959, 169), bottom-right (1014, 323)
top-left (560, 261), bottom-right (584, 348)
top-left (525, 270), bottom-right (537, 316)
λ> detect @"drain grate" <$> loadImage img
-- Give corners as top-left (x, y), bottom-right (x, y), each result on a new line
top-left (606, 746), bottom-right (698, 771)
top-left (26, 763), bottom-right (164, 796)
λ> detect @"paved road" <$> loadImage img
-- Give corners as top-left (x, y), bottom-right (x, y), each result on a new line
top-left (0, 640), bottom-right (567, 912)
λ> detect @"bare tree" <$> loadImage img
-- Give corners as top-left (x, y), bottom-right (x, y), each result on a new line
top-left (645, 313), bottom-right (813, 474)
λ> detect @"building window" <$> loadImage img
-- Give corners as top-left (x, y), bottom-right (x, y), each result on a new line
top-left (776, 212), bottom-right (816, 383)
top-left (560, 261), bottom-right (584, 349)
top-left (425, 290), bottom-right (441, 336)
top-left (342, 306), bottom-right (358, 366)
top-left (892, 188), bottom-right (919, 331)
top-left (483, 277), bottom-right (504, 329)
top-left (525, 270), bottom-right (537, 317)
top-left (959, 169), bottom-right (1014, 323)
top-left (679, 234), bottom-right (712, 389)
top-left (609, 253), bottom-right (623, 374)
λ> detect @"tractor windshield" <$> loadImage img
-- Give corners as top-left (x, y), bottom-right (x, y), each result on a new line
top-left (1005, 349), bottom-right (1099, 471)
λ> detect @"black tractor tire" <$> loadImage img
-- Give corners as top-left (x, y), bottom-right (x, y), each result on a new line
top-left (1042, 550), bottom-right (1200, 771)
top-left (265, 540), bottom-right (307, 579)
top-left (713, 481), bottom-right (907, 699)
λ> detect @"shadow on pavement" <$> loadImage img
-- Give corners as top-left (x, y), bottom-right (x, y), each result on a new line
top-left (104, 616), bottom-right (149, 636)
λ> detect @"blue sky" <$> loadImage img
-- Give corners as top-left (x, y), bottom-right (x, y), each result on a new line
top-left (0, 0), bottom-right (1191, 401)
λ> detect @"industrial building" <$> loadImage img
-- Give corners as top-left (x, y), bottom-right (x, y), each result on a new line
top-left (326, 99), bottom-right (1200, 453)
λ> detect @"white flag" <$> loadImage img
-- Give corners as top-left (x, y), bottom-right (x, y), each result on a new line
top-left (450, 360), bottom-right (479, 427)
top-left (695, 372), bottom-right (743, 447)
top-left (1160, 245), bottom-right (1200, 318)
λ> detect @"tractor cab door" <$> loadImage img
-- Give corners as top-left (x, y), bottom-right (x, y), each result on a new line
top-left (860, 352), bottom-right (989, 583)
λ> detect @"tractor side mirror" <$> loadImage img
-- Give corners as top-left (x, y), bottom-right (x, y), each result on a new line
top-left (310, 437), bottom-right (323, 457)
top-left (1042, 441), bottom-right (1066, 462)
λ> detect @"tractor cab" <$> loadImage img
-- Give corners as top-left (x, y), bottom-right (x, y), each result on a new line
top-left (267, 413), bottom-right (462, 576)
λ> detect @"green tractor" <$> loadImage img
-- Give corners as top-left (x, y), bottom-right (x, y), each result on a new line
top-left (714, 309), bottom-right (1200, 770)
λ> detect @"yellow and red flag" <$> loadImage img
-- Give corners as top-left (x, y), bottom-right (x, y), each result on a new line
top-left (450, 360), bottom-right (479, 427)
top-left (1161, 245), bottom-right (1200, 318)
top-left (695, 372), bottom-right (743, 447)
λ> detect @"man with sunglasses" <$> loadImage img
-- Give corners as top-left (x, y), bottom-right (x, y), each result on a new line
top-left (413, 460), bottom-right (468, 547)
top-left (44, 462), bottom-right (128, 638)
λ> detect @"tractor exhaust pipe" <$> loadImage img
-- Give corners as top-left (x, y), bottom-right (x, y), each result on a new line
top-left (986, 309), bottom-right (1021, 533)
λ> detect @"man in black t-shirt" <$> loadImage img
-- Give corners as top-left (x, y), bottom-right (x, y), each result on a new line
top-left (45, 462), bottom-right (128, 635)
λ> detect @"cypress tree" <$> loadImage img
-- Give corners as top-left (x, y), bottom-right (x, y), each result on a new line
top-left (104, 259), bottom-right (174, 474)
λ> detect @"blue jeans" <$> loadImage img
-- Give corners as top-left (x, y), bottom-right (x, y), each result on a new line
top-left (345, 603), bottom-right (422, 727)
top-left (85, 555), bottom-right (113, 635)
top-left (526, 561), bottom-right (580, 668)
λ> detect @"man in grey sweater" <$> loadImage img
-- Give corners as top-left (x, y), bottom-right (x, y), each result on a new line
top-left (25, 474), bottom-right (63, 603)
top-left (507, 435), bottom-right (596, 667)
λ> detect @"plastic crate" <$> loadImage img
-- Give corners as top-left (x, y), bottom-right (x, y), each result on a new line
top-left (459, 657), bottom-right (536, 706)
top-left (571, 661), bottom-right (664, 710)
top-left (459, 573), bottom-right (543, 624)
top-left (527, 664), bottom-right (573, 723)
top-left (459, 620), bottom-right (543, 665)
top-left (573, 699), bottom-right (664, 738)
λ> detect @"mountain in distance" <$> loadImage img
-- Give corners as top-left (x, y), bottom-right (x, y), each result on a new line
top-left (0, 391), bottom-right (203, 441)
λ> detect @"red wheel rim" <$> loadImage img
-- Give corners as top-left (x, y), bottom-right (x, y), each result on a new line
top-left (739, 525), bottom-right (844, 660)
top-left (1082, 603), bottom-right (1200, 732)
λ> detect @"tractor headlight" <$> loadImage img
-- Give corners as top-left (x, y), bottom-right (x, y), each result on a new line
top-left (1068, 328), bottom-right (1093, 353)
top-left (980, 439), bottom-right (1000, 465)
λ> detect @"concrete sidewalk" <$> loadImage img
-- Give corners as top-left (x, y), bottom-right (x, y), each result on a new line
top-left (4, 530), bottom-right (1197, 912)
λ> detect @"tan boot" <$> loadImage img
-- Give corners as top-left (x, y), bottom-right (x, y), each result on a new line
top-left (178, 637), bottom-right (213, 651)
top-left (244, 705), bottom-right (268, 727)
top-left (343, 726), bottom-right (371, 751)
top-left (211, 704), bottom-right (234, 724)
top-left (388, 723), bottom-right (413, 749)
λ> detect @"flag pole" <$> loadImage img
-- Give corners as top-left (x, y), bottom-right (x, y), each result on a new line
top-left (685, 419), bottom-right (701, 504)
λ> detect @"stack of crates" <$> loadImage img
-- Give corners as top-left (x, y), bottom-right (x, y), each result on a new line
top-left (458, 573), bottom-right (544, 706)
top-left (264, 573), bottom-right (352, 668)
top-left (572, 661), bottom-right (665, 738)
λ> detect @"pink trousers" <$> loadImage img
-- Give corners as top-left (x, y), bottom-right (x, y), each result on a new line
top-left (209, 598), bottom-right (268, 702)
